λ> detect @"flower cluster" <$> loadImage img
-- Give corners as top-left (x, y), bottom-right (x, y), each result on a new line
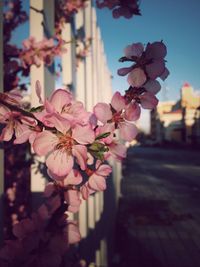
top-left (117, 41), bottom-right (170, 111)
top-left (118, 41), bottom-right (169, 89)
top-left (55, 0), bottom-right (88, 25)
top-left (0, 200), bottom-right (80, 267)
top-left (19, 37), bottom-right (67, 68)
top-left (0, 38), bottom-right (169, 266)
top-left (0, 39), bottom-right (169, 208)
top-left (96, 0), bottom-right (141, 19)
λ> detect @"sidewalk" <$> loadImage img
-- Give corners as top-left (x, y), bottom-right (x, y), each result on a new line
top-left (112, 146), bottom-right (200, 267)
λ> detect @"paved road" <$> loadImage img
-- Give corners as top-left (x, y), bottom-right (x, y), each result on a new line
top-left (113, 146), bottom-right (200, 267)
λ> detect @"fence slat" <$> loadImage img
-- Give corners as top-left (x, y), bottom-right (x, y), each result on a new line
top-left (30, 0), bottom-right (55, 194)
top-left (75, 9), bottom-right (86, 103)
top-left (84, 1), bottom-right (93, 111)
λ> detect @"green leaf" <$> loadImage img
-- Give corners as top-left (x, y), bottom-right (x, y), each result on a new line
top-left (95, 132), bottom-right (110, 140)
top-left (89, 142), bottom-right (105, 152)
top-left (90, 151), bottom-right (104, 161)
top-left (29, 105), bottom-right (44, 113)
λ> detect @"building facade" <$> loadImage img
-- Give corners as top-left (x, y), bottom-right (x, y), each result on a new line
top-left (151, 83), bottom-right (200, 146)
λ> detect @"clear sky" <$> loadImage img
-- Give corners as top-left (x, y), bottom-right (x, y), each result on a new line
top-left (11, 0), bottom-right (200, 133)
top-left (96, 0), bottom-right (200, 102)
top-left (13, 0), bottom-right (200, 102)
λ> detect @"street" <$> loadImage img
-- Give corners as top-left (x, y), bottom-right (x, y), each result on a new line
top-left (113, 146), bottom-right (200, 267)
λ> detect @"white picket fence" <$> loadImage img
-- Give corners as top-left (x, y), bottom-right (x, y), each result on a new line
top-left (0, 1), bottom-right (122, 265)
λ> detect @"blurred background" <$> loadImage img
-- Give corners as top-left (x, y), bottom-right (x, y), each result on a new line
top-left (0, 0), bottom-right (200, 266)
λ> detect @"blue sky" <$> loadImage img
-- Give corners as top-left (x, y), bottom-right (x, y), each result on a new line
top-left (10, 0), bottom-right (200, 132)
top-left (96, 0), bottom-right (200, 102)
top-left (13, 0), bottom-right (200, 102)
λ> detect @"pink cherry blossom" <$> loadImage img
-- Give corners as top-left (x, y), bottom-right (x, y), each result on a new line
top-left (118, 41), bottom-right (169, 88)
top-left (124, 101), bottom-right (141, 121)
top-left (64, 220), bottom-right (81, 244)
top-left (107, 142), bottom-right (127, 161)
top-left (45, 170), bottom-right (82, 213)
top-left (65, 189), bottom-right (81, 213)
top-left (87, 161), bottom-right (112, 191)
top-left (56, 0), bottom-right (87, 24)
top-left (80, 183), bottom-right (95, 200)
top-left (127, 67), bottom-right (147, 88)
top-left (143, 79), bottom-right (161, 95)
top-left (0, 88), bottom-right (23, 106)
top-left (0, 108), bottom-right (38, 144)
top-left (94, 91), bottom-right (138, 141)
top-left (20, 36), bottom-right (67, 68)
top-left (96, 0), bottom-right (141, 19)
top-left (95, 122), bottom-right (115, 144)
top-left (139, 91), bottom-right (159, 109)
top-left (33, 122), bottom-right (95, 176)
top-left (80, 161), bottom-right (112, 199)
top-left (35, 86), bottom-right (91, 127)
top-left (124, 42), bottom-right (144, 59)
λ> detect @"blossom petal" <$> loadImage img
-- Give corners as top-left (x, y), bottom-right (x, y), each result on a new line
top-left (50, 89), bottom-right (72, 113)
top-left (72, 124), bottom-right (95, 144)
top-left (43, 113), bottom-right (71, 134)
top-left (88, 174), bottom-right (106, 191)
top-left (145, 42), bottom-right (167, 59)
top-left (66, 221), bottom-right (81, 244)
top-left (144, 80), bottom-right (161, 95)
top-left (64, 190), bottom-right (81, 211)
top-left (109, 143), bottom-right (127, 160)
top-left (35, 80), bottom-right (43, 104)
top-left (80, 183), bottom-right (95, 200)
top-left (160, 67), bottom-right (170, 81)
top-left (125, 102), bottom-right (141, 121)
top-left (96, 123), bottom-right (115, 144)
top-left (124, 43), bottom-right (144, 58)
top-left (64, 169), bottom-right (82, 186)
top-left (119, 122), bottom-right (138, 141)
top-left (93, 103), bottom-right (112, 124)
top-left (117, 66), bottom-right (133, 76)
top-left (127, 68), bottom-right (147, 87)
top-left (47, 169), bottom-right (66, 181)
top-left (33, 130), bottom-right (57, 156)
top-left (96, 164), bottom-right (112, 177)
top-left (0, 123), bottom-right (14, 142)
top-left (0, 106), bottom-right (10, 121)
top-left (72, 145), bottom-right (87, 171)
top-left (46, 150), bottom-right (74, 177)
top-left (140, 92), bottom-right (158, 109)
top-left (14, 123), bottom-right (33, 144)
top-left (145, 60), bottom-right (165, 80)
top-left (111, 91), bottom-right (125, 112)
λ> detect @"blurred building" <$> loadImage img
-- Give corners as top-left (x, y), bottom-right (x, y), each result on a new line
top-left (151, 83), bottom-right (200, 145)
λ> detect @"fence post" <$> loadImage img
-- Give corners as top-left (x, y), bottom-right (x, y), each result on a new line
top-left (84, 1), bottom-right (96, 232)
top-left (75, 9), bottom-right (88, 239)
top-left (30, 0), bottom-right (55, 199)
top-left (75, 9), bottom-right (86, 103)
top-left (84, 1), bottom-right (93, 111)
top-left (61, 22), bottom-right (74, 90)
top-left (0, 0), bottom-right (4, 243)
top-left (61, 17), bottom-right (77, 93)
top-left (91, 7), bottom-right (98, 105)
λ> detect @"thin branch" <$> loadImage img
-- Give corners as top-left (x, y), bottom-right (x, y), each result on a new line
top-left (30, 6), bottom-right (44, 15)
top-left (0, 97), bottom-right (54, 131)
